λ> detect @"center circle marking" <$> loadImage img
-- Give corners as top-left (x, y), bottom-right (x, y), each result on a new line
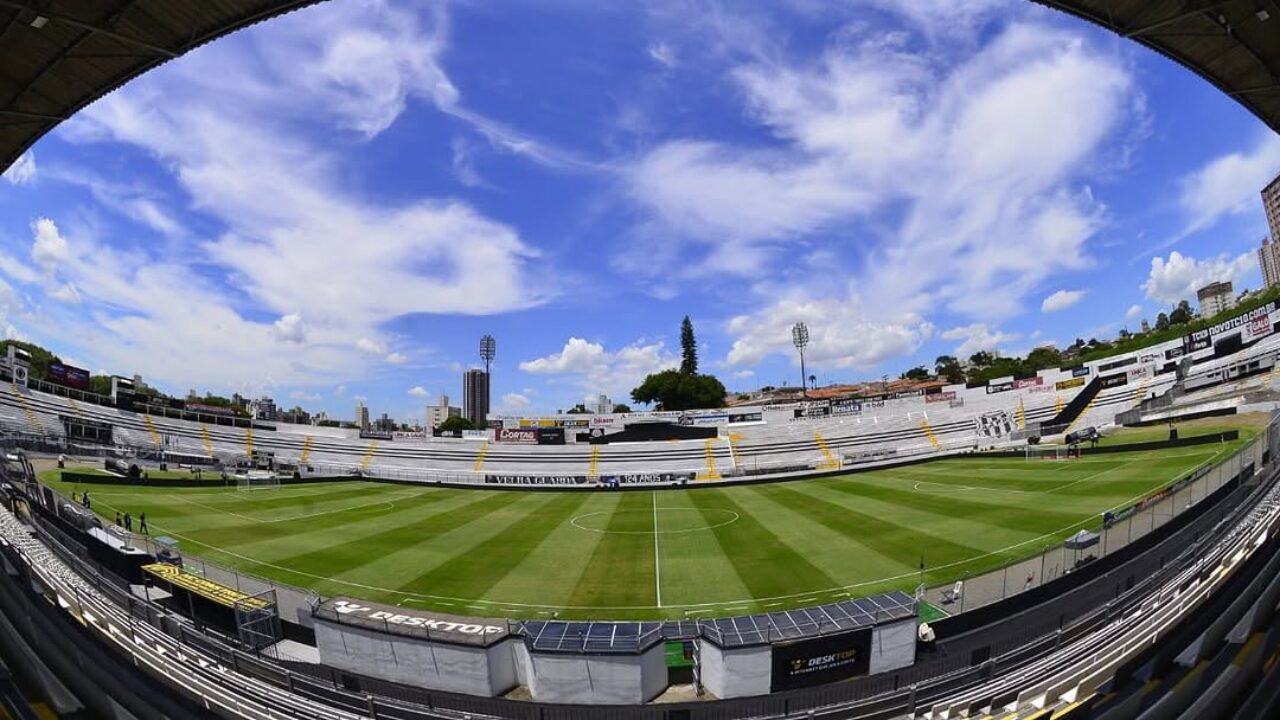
top-left (570, 507), bottom-right (739, 535)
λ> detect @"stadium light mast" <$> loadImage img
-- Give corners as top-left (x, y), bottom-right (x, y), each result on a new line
top-left (480, 334), bottom-right (496, 375)
top-left (792, 322), bottom-right (810, 399)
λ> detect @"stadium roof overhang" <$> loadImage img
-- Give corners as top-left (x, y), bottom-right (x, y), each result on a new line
top-left (0, 0), bottom-right (1277, 175)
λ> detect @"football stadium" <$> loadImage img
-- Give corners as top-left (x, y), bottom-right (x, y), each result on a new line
top-left (1, 2), bottom-right (1280, 720)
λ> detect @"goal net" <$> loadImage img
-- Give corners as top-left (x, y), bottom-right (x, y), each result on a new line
top-left (1024, 444), bottom-right (1080, 462)
top-left (236, 470), bottom-right (280, 490)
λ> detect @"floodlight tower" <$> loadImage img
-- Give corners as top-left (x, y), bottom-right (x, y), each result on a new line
top-left (792, 322), bottom-right (810, 399)
top-left (480, 334), bottom-right (496, 375)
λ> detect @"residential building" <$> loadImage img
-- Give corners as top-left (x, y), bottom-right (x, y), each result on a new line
top-left (1264, 172), bottom-right (1280, 245)
top-left (1140, 318), bottom-right (1151, 334)
top-left (426, 394), bottom-right (461, 429)
top-left (1197, 280), bottom-right (1236, 317)
top-left (355, 401), bottom-right (370, 431)
top-left (1260, 236), bottom-right (1280, 289)
top-left (593, 394), bottom-right (612, 414)
top-left (252, 397), bottom-right (277, 421)
top-left (462, 369), bottom-right (490, 425)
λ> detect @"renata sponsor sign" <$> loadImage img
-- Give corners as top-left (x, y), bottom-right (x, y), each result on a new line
top-left (328, 600), bottom-right (503, 635)
top-left (1013, 377), bottom-right (1043, 389)
top-left (497, 428), bottom-right (537, 444)
top-left (1055, 377), bottom-right (1085, 391)
top-left (925, 391), bottom-right (956, 404)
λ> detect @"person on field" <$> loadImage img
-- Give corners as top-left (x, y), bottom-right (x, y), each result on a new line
top-left (124, 512), bottom-right (132, 532)
top-left (115, 511), bottom-right (122, 527)
top-left (139, 512), bottom-right (148, 535)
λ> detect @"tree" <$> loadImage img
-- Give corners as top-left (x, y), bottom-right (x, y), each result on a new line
top-left (1024, 346), bottom-right (1062, 372)
top-left (808, 374), bottom-right (817, 389)
top-left (680, 316), bottom-right (698, 375)
top-left (631, 369), bottom-right (727, 411)
top-left (0, 339), bottom-right (60, 382)
top-left (1169, 300), bottom-right (1193, 325)
top-left (566, 404), bottom-right (590, 414)
top-left (611, 403), bottom-right (632, 413)
top-left (968, 351), bottom-right (995, 367)
top-left (934, 355), bottom-right (964, 384)
top-left (436, 415), bottom-right (474, 432)
top-left (901, 366), bottom-right (930, 381)
top-left (1155, 312), bottom-right (1170, 331)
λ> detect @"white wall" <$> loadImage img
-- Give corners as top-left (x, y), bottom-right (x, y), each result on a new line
top-left (524, 645), bottom-right (666, 704)
top-left (698, 642), bottom-right (771, 699)
top-left (313, 618), bottom-right (517, 697)
top-left (868, 619), bottom-right (916, 675)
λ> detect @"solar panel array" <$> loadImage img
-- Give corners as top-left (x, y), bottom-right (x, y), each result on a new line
top-left (522, 591), bottom-right (916, 653)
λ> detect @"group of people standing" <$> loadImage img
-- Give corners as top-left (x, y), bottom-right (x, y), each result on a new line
top-left (70, 490), bottom-right (148, 534)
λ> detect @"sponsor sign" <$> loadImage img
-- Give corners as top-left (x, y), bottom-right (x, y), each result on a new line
top-left (771, 628), bottom-right (872, 691)
top-left (986, 382), bottom-right (1013, 394)
top-left (1184, 301), bottom-right (1279, 353)
top-left (1055, 377), bottom-right (1085, 391)
top-left (497, 428), bottom-right (538, 444)
top-left (1013, 377), bottom-right (1043, 389)
top-left (690, 413), bottom-right (729, 426)
top-left (925, 391), bottom-right (956, 404)
top-left (728, 411), bottom-right (763, 424)
top-left (461, 430), bottom-right (488, 440)
top-left (1164, 346), bottom-right (1185, 360)
top-left (1126, 365), bottom-right (1152, 382)
top-left (536, 427), bottom-right (566, 445)
top-left (1100, 373), bottom-right (1128, 389)
top-left (601, 472), bottom-right (689, 486)
top-left (360, 430), bottom-right (395, 441)
top-left (485, 474), bottom-right (587, 485)
top-left (325, 599), bottom-right (504, 637)
top-left (794, 403), bottom-right (830, 419)
top-left (830, 398), bottom-right (862, 416)
top-left (891, 389), bottom-right (925, 399)
top-left (1071, 366), bottom-right (1090, 377)
top-left (562, 418), bottom-right (589, 429)
top-left (47, 361), bottom-right (90, 391)
top-left (589, 416), bottom-right (617, 428)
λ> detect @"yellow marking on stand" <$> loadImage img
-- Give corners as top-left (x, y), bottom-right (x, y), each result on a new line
top-left (11, 383), bottom-right (42, 432)
top-left (1016, 398), bottom-right (1026, 430)
top-left (814, 432), bottom-right (841, 471)
top-left (1054, 394), bottom-right (1064, 415)
top-left (360, 441), bottom-right (379, 472)
top-left (587, 445), bottom-right (601, 480)
top-left (473, 442), bottom-right (489, 472)
top-left (300, 435), bottom-right (313, 465)
top-left (1131, 377), bottom-right (1150, 409)
top-left (200, 424), bottom-right (214, 456)
top-left (68, 397), bottom-right (83, 416)
top-left (245, 427), bottom-right (254, 457)
top-left (142, 414), bottom-right (161, 447)
top-left (728, 432), bottom-right (744, 471)
top-left (1065, 393), bottom-right (1100, 435)
top-left (696, 439), bottom-right (721, 481)
top-left (918, 418), bottom-right (941, 450)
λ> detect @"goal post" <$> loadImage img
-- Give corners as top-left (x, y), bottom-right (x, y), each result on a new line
top-left (236, 470), bottom-right (280, 490)
top-left (1024, 444), bottom-right (1080, 462)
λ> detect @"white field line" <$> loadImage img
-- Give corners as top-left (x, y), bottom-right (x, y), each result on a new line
top-left (169, 491), bottom-right (414, 525)
top-left (652, 491), bottom-right (662, 608)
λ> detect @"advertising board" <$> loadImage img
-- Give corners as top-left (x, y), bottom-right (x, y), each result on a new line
top-left (47, 361), bottom-right (90, 391)
top-left (497, 428), bottom-right (538, 444)
top-left (925, 391), bottom-right (956, 404)
top-left (590, 416), bottom-right (618, 428)
top-left (461, 430), bottom-right (488, 440)
top-left (484, 475), bottom-right (587, 485)
top-left (1100, 373), bottom-right (1129, 388)
top-left (770, 627), bottom-right (872, 691)
top-left (986, 382), bottom-right (1013, 394)
top-left (1013, 377), bottom-right (1043, 389)
top-left (728, 411), bottom-right (763, 424)
top-left (830, 398), bottom-right (862, 415)
top-left (794, 402), bottom-right (831, 419)
top-left (536, 427), bottom-right (566, 445)
top-left (1055, 377), bottom-right (1085, 391)
top-left (1183, 301), bottom-right (1279, 353)
top-left (1071, 366), bottom-right (1090, 377)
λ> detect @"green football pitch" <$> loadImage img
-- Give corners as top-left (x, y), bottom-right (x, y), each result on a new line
top-left (42, 436), bottom-right (1243, 620)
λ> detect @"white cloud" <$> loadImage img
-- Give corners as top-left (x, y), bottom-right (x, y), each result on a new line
top-left (1041, 289), bottom-right (1086, 313)
top-left (450, 136), bottom-right (485, 187)
top-left (647, 41), bottom-right (678, 68)
top-left (625, 20), bottom-right (1132, 324)
top-left (289, 390), bottom-right (322, 402)
top-left (42, 1), bottom-right (543, 390)
top-left (335, 384), bottom-right (347, 396)
top-left (1142, 251), bottom-right (1256, 305)
top-left (3, 152), bottom-right (35, 185)
top-left (408, 386), bottom-right (430, 397)
top-left (48, 283), bottom-right (82, 304)
top-left (1125, 304), bottom-right (1143, 321)
top-left (31, 218), bottom-right (71, 272)
top-left (355, 338), bottom-right (385, 355)
top-left (385, 352), bottom-right (408, 364)
top-left (732, 369), bottom-right (755, 379)
top-left (519, 337), bottom-right (678, 397)
top-left (272, 313), bottom-right (307, 343)
top-left (941, 323), bottom-right (1020, 357)
top-left (726, 292), bottom-right (933, 368)
top-left (497, 392), bottom-right (530, 412)
top-left (1177, 132), bottom-right (1280, 237)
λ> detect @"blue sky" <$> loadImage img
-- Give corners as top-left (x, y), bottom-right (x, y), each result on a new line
top-left (1, 0), bottom-right (1278, 423)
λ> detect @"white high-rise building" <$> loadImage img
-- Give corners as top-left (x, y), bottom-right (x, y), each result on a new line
top-left (1260, 236), bottom-right (1280, 289)
top-left (1264, 172), bottom-right (1280, 245)
top-left (1197, 280), bottom-right (1236, 318)
top-left (426, 394), bottom-right (461, 429)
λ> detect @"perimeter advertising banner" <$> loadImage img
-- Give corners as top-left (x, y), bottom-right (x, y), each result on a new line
top-left (770, 627), bottom-right (872, 691)
top-left (1013, 377), bottom-right (1043, 389)
top-left (830, 398), bottom-right (862, 416)
top-left (484, 474), bottom-right (588, 485)
top-left (1100, 373), bottom-right (1129, 389)
top-left (925, 391), bottom-right (956, 404)
top-left (1055, 377), bottom-right (1085, 391)
top-left (497, 428), bottom-right (538, 444)
top-left (47, 361), bottom-right (90, 391)
top-left (1183, 301), bottom-right (1280, 354)
top-left (986, 381), bottom-right (1013, 394)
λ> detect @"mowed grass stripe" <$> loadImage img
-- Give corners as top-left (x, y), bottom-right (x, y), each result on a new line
top-left (687, 488), bottom-right (839, 604)
top-left (263, 491), bottom-right (526, 579)
top-left (398, 493), bottom-right (593, 600)
top-left (565, 492), bottom-right (657, 608)
top-left (812, 476), bottom-right (1085, 533)
top-left (756, 483), bottom-right (990, 574)
top-left (198, 488), bottom-right (465, 557)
